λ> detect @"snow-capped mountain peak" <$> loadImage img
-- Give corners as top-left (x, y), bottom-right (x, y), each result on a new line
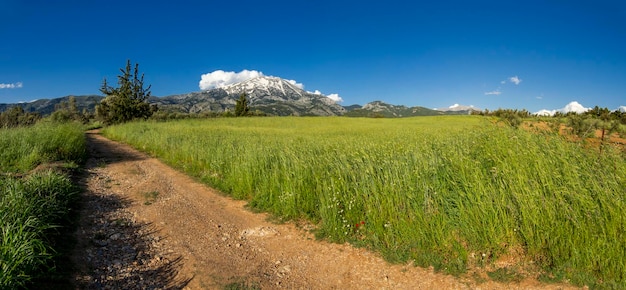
top-left (222, 76), bottom-right (305, 98)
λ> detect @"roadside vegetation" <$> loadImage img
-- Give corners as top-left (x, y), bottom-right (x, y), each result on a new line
top-left (0, 122), bottom-right (86, 288)
top-left (103, 115), bottom-right (625, 288)
top-left (0, 59), bottom-right (153, 288)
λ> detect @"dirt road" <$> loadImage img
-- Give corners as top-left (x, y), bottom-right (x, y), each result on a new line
top-left (70, 131), bottom-right (577, 289)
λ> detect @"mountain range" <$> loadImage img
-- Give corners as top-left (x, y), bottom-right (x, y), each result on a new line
top-left (0, 76), bottom-right (477, 117)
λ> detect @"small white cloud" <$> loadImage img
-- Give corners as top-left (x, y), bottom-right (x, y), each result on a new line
top-left (534, 101), bottom-right (591, 116)
top-left (306, 89), bottom-right (342, 103)
top-left (534, 109), bottom-right (555, 116)
top-left (509, 76), bottom-right (522, 85)
top-left (500, 80), bottom-right (506, 85)
top-left (286, 79), bottom-right (304, 89)
top-left (618, 106), bottom-right (626, 112)
top-left (199, 70), bottom-right (264, 90)
top-left (326, 93), bottom-right (343, 103)
top-left (485, 90), bottom-right (502, 95)
top-left (0, 82), bottom-right (23, 89)
top-left (449, 103), bottom-right (460, 109)
top-left (307, 90), bottom-right (343, 103)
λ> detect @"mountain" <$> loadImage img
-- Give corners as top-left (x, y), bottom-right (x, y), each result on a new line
top-left (0, 78), bottom-right (478, 118)
top-left (435, 104), bottom-right (481, 114)
top-left (344, 101), bottom-right (445, 117)
top-left (0, 95), bottom-right (103, 115)
top-left (155, 76), bottom-right (346, 116)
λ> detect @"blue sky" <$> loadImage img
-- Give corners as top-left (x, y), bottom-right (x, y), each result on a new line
top-left (1, 0), bottom-right (624, 113)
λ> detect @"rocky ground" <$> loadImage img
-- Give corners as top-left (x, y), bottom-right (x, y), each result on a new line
top-left (69, 131), bottom-right (579, 289)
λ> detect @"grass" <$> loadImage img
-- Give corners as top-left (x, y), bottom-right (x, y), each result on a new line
top-left (0, 122), bottom-right (87, 173)
top-left (103, 116), bottom-right (626, 287)
top-left (0, 122), bottom-right (86, 288)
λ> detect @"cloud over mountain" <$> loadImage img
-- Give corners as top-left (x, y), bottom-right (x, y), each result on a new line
top-left (199, 70), bottom-right (305, 91)
top-left (199, 70), bottom-right (264, 90)
top-left (308, 89), bottom-right (343, 103)
top-left (534, 101), bottom-right (591, 116)
top-left (199, 70), bottom-right (341, 102)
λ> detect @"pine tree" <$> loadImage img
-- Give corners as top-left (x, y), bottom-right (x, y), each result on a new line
top-left (96, 60), bottom-right (156, 124)
top-left (235, 93), bottom-right (250, 117)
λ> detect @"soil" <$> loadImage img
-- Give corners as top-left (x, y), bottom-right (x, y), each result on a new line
top-left (70, 131), bottom-right (581, 289)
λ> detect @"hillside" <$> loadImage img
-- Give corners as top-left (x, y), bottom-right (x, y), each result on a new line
top-left (344, 101), bottom-right (445, 117)
top-left (0, 95), bottom-right (103, 115)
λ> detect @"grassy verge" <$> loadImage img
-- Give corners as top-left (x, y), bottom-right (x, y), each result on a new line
top-left (103, 116), bottom-right (626, 287)
top-left (0, 122), bottom-right (87, 173)
top-left (0, 122), bottom-right (86, 288)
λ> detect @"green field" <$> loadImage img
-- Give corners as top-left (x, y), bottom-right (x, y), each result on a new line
top-left (0, 122), bottom-right (85, 288)
top-left (103, 116), bottom-right (626, 287)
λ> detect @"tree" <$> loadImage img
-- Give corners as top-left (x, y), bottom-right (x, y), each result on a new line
top-left (96, 60), bottom-right (156, 124)
top-left (51, 96), bottom-right (82, 122)
top-left (0, 106), bottom-right (40, 128)
top-left (234, 93), bottom-right (250, 117)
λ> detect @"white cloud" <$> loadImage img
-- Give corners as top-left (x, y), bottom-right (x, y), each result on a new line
top-left (198, 70), bottom-right (304, 90)
top-left (326, 93), bottom-right (343, 103)
top-left (0, 82), bottom-right (23, 89)
top-left (485, 90), bottom-right (502, 95)
top-left (449, 103), bottom-right (460, 109)
top-left (306, 89), bottom-right (342, 102)
top-left (562, 101), bottom-right (590, 113)
top-left (533, 101), bottom-right (591, 116)
top-left (618, 106), bottom-right (626, 112)
top-left (534, 109), bottom-right (555, 116)
top-left (199, 70), bottom-right (264, 90)
top-left (509, 76), bottom-right (522, 85)
top-left (285, 79), bottom-right (304, 89)
top-left (500, 80), bottom-right (506, 85)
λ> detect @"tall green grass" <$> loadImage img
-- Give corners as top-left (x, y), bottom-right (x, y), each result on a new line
top-left (0, 172), bottom-right (76, 288)
top-left (0, 122), bottom-right (87, 173)
top-left (104, 116), bottom-right (626, 287)
top-left (0, 122), bottom-right (85, 288)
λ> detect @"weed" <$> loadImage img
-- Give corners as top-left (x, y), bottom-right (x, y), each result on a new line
top-left (487, 267), bottom-right (524, 283)
top-left (143, 191), bottom-right (160, 205)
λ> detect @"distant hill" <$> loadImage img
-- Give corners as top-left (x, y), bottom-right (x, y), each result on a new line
top-left (435, 104), bottom-right (481, 115)
top-left (344, 101), bottom-right (445, 117)
top-left (0, 95), bottom-right (103, 115)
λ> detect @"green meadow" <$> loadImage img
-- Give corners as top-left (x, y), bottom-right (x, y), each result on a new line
top-left (103, 116), bottom-right (626, 287)
top-left (0, 122), bottom-right (85, 288)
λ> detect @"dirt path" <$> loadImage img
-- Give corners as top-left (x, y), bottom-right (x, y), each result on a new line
top-left (70, 131), bottom-right (578, 289)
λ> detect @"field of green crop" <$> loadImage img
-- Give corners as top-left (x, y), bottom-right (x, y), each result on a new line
top-left (0, 122), bottom-right (86, 288)
top-left (103, 116), bottom-right (626, 287)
